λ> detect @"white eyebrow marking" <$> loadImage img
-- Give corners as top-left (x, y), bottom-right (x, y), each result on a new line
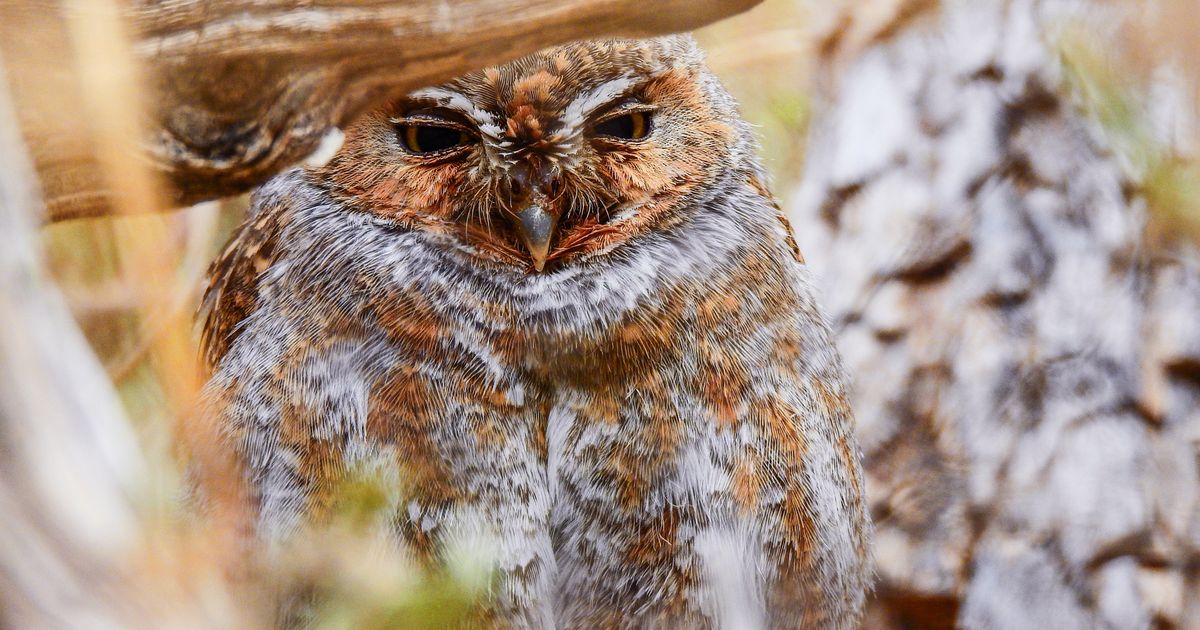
top-left (409, 87), bottom-right (496, 131)
top-left (561, 76), bottom-right (636, 129)
top-left (478, 123), bottom-right (505, 140)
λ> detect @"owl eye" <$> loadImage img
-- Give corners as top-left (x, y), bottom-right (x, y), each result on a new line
top-left (594, 111), bottom-right (652, 141)
top-left (397, 123), bottom-right (470, 155)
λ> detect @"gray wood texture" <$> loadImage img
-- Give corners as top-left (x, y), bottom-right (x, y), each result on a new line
top-left (791, 1), bottom-right (1200, 627)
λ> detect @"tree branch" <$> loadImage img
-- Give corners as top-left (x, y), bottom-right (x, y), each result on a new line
top-left (1, 0), bottom-right (762, 222)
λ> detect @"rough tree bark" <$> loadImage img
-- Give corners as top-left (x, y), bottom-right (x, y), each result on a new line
top-left (792, 1), bottom-right (1200, 628)
top-left (0, 0), bottom-right (761, 222)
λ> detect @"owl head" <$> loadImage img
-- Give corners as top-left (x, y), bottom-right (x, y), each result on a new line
top-left (314, 36), bottom-right (748, 272)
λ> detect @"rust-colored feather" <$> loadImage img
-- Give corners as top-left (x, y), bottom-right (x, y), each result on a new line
top-left (198, 204), bottom-right (289, 370)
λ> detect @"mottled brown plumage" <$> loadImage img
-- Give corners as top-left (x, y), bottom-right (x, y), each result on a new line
top-left (201, 36), bottom-right (870, 628)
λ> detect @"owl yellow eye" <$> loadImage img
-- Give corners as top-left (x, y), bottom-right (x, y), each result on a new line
top-left (594, 111), bottom-right (652, 141)
top-left (397, 124), bottom-right (469, 155)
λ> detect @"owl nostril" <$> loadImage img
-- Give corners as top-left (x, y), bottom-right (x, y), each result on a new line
top-left (507, 164), bottom-right (561, 201)
top-left (508, 165), bottom-right (532, 200)
top-left (540, 171), bottom-right (561, 196)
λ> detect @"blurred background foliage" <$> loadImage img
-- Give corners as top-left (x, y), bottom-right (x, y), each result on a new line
top-left (29, 0), bottom-right (1200, 623)
top-left (1061, 0), bottom-right (1200, 250)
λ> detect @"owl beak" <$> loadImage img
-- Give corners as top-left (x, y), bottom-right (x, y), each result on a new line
top-left (513, 205), bottom-right (556, 272)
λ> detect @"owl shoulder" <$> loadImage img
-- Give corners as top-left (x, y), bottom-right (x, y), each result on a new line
top-left (198, 172), bottom-right (309, 370)
top-left (747, 173), bottom-right (804, 265)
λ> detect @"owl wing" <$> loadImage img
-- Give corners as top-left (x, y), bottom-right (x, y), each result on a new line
top-left (198, 194), bottom-right (292, 370)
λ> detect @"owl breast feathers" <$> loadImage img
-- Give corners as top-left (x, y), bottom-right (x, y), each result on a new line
top-left (199, 35), bottom-right (870, 629)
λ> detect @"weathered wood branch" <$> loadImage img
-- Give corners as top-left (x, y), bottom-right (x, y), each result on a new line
top-left (0, 0), bottom-right (761, 222)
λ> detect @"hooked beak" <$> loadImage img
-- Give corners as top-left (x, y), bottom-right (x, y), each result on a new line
top-left (512, 205), bottom-right (556, 272)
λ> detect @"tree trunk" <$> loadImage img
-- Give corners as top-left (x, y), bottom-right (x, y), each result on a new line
top-left (792, 1), bottom-right (1200, 628)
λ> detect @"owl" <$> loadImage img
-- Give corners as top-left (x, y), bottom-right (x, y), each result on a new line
top-left (199, 36), bottom-right (870, 628)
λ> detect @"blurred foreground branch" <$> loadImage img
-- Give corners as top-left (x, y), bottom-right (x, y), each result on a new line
top-left (1, 0), bottom-right (761, 222)
top-left (0, 51), bottom-right (149, 627)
